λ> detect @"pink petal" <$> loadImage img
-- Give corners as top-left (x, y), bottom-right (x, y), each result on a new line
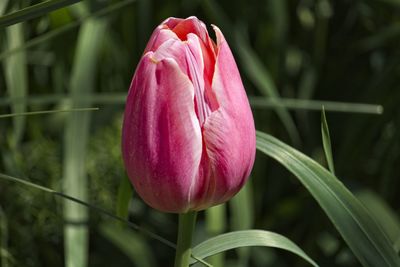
top-left (195, 26), bottom-right (256, 208)
top-left (169, 16), bottom-right (209, 42)
top-left (143, 27), bottom-right (179, 53)
top-left (122, 53), bottom-right (202, 213)
top-left (152, 34), bottom-right (218, 124)
top-left (152, 38), bottom-right (188, 71)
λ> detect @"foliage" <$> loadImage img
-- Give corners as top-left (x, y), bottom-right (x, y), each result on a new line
top-left (1, 0), bottom-right (400, 266)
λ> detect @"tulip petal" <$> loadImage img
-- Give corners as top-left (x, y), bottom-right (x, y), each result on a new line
top-left (165, 16), bottom-right (208, 42)
top-left (152, 38), bottom-right (188, 72)
top-left (198, 26), bottom-right (256, 208)
top-left (122, 53), bottom-right (202, 213)
top-left (144, 27), bottom-right (179, 53)
top-left (152, 34), bottom-right (217, 124)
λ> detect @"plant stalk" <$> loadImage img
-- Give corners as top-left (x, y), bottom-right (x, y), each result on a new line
top-left (174, 211), bottom-right (197, 267)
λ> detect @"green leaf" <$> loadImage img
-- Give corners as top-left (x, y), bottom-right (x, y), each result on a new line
top-left (321, 107), bottom-right (335, 174)
top-left (191, 230), bottom-right (318, 267)
top-left (356, 190), bottom-right (400, 253)
top-left (0, 0), bottom-right (82, 27)
top-left (256, 131), bottom-right (400, 267)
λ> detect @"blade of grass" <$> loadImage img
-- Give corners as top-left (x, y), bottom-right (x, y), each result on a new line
top-left (205, 204), bottom-right (226, 267)
top-left (0, 172), bottom-right (176, 249)
top-left (234, 30), bottom-right (301, 145)
top-left (356, 22), bottom-right (400, 52)
top-left (267, 0), bottom-right (288, 75)
top-left (356, 190), bottom-right (400, 252)
top-left (3, 19), bottom-right (28, 146)
top-left (0, 0), bottom-right (136, 62)
top-left (314, 0), bottom-right (332, 66)
top-left (321, 107), bottom-right (335, 174)
top-left (249, 97), bottom-right (384, 114)
top-left (0, 0), bottom-right (82, 27)
top-left (366, 0), bottom-right (400, 9)
top-left (395, 237), bottom-right (400, 253)
top-left (0, 207), bottom-right (9, 267)
top-left (202, 0), bottom-right (300, 145)
top-left (137, 0), bottom-right (151, 50)
top-left (230, 182), bottom-right (253, 231)
top-left (63, 17), bottom-right (107, 267)
top-left (0, 0), bottom-right (8, 15)
top-left (229, 182), bottom-right (254, 267)
top-left (0, 94), bottom-right (126, 106)
top-left (0, 107), bottom-right (98, 118)
top-left (0, 94), bottom-right (384, 115)
top-left (256, 131), bottom-right (400, 267)
top-left (191, 230), bottom-right (318, 267)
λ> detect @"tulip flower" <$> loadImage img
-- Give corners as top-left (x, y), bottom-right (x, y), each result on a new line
top-left (122, 16), bottom-right (256, 213)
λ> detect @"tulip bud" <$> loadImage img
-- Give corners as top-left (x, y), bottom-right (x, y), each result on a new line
top-left (122, 16), bottom-right (256, 213)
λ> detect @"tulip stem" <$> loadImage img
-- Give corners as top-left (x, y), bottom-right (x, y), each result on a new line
top-left (174, 211), bottom-right (197, 267)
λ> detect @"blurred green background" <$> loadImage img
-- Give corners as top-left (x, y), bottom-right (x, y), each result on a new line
top-left (0, 0), bottom-right (399, 266)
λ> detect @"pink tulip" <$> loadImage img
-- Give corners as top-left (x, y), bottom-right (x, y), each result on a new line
top-left (122, 16), bottom-right (256, 213)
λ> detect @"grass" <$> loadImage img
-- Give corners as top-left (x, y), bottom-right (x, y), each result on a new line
top-left (0, 0), bottom-right (399, 266)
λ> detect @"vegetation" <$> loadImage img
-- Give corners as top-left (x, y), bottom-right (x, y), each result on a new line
top-left (0, 0), bottom-right (399, 266)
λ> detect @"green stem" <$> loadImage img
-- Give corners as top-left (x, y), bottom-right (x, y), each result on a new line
top-left (174, 211), bottom-right (197, 267)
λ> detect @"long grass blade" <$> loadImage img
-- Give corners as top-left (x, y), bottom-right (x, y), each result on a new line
top-left (0, 0), bottom-right (82, 27)
top-left (205, 204), bottom-right (226, 267)
top-left (256, 131), bottom-right (400, 267)
top-left (0, 173), bottom-right (176, 249)
top-left (249, 97), bottom-right (384, 114)
top-left (229, 182), bottom-right (254, 266)
top-left (0, 0), bottom-right (136, 62)
top-left (356, 190), bottom-right (400, 252)
top-left (321, 107), bottom-right (335, 174)
top-left (62, 17), bottom-right (107, 267)
top-left (137, 0), bottom-right (151, 50)
top-left (395, 237), bottom-right (400, 253)
top-left (1, 94), bottom-right (383, 115)
top-left (357, 22), bottom-right (400, 52)
top-left (0, 207), bottom-right (9, 267)
top-left (0, 107), bottom-right (98, 118)
top-left (0, 94), bottom-right (126, 106)
top-left (191, 230), bottom-right (318, 267)
top-left (3, 19), bottom-right (28, 146)
top-left (201, 0), bottom-right (300, 145)
top-left (0, 0), bottom-right (8, 15)
top-left (234, 31), bottom-right (301, 145)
